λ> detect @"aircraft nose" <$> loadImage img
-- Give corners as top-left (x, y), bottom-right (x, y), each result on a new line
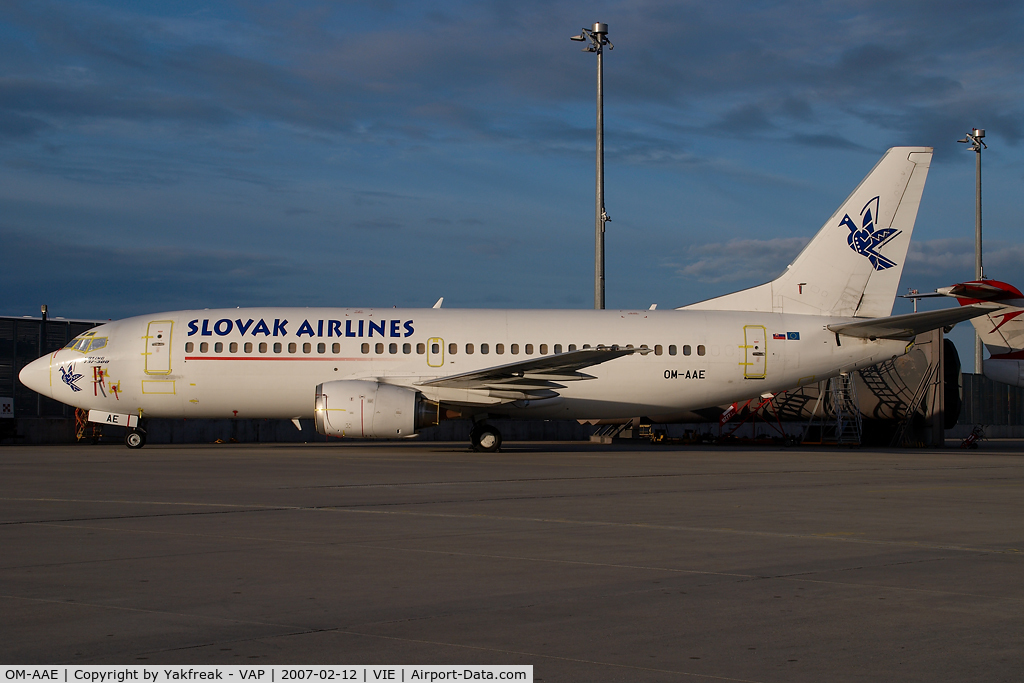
top-left (19, 355), bottom-right (52, 398)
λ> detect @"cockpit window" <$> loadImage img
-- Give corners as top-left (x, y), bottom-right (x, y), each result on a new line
top-left (65, 335), bottom-right (108, 353)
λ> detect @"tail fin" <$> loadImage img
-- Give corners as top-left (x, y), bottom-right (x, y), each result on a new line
top-left (682, 147), bottom-right (933, 317)
top-left (947, 280), bottom-right (1024, 356)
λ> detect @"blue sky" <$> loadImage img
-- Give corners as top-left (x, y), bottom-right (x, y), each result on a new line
top-left (3, 0), bottom-right (1023, 370)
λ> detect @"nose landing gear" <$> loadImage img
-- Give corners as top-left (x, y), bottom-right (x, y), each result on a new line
top-left (470, 423), bottom-right (502, 453)
top-left (125, 428), bottom-right (147, 449)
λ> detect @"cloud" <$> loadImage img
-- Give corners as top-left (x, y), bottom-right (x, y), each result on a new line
top-left (671, 236), bottom-right (810, 284)
top-left (0, 225), bottom-right (302, 318)
top-left (0, 110), bottom-right (49, 139)
top-left (3, 0), bottom-right (1023, 157)
top-left (906, 238), bottom-right (1024, 279)
top-left (1, 0), bottom-right (1022, 318)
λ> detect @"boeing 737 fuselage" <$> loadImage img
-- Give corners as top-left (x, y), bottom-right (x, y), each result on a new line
top-left (19, 147), bottom-right (996, 449)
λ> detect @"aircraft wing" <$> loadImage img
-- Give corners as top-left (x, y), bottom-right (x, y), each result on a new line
top-left (415, 347), bottom-right (641, 393)
top-left (827, 304), bottom-right (1000, 341)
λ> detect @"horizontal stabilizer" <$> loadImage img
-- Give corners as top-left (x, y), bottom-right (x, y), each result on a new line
top-left (827, 304), bottom-right (999, 341)
top-left (416, 347), bottom-right (640, 390)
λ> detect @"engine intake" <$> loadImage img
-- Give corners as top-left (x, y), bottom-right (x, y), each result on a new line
top-left (314, 380), bottom-right (438, 438)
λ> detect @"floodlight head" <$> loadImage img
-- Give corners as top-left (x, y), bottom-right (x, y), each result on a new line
top-left (570, 33), bottom-right (585, 41)
top-left (973, 128), bottom-right (985, 138)
top-left (958, 138), bottom-right (969, 144)
top-left (592, 22), bottom-right (608, 35)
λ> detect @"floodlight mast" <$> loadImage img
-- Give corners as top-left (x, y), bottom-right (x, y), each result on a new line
top-left (958, 127), bottom-right (986, 374)
top-left (571, 23), bottom-right (613, 309)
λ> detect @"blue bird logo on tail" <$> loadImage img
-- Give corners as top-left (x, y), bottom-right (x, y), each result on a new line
top-left (839, 196), bottom-right (901, 271)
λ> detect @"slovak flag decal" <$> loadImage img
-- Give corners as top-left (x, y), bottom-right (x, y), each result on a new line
top-left (772, 333), bottom-right (786, 340)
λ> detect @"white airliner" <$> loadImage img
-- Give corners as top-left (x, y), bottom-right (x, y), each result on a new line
top-left (19, 147), bottom-right (996, 450)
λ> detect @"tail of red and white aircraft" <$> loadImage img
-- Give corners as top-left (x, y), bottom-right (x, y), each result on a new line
top-left (683, 147), bottom-right (933, 318)
top-left (938, 280), bottom-right (1024, 386)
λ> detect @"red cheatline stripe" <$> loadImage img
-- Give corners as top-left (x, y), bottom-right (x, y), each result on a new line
top-left (184, 356), bottom-right (371, 361)
top-left (989, 351), bottom-right (1024, 360)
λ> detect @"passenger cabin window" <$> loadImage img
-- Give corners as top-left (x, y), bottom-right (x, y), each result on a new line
top-left (361, 343), bottom-right (369, 354)
top-left (526, 344), bottom-right (534, 354)
top-left (431, 343), bottom-right (440, 354)
top-left (376, 343), bottom-right (384, 354)
top-left (669, 345), bottom-right (677, 356)
top-left (259, 342), bottom-right (267, 353)
top-left (697, 345), bottom-right (706, 356)
top-left (403, 343), bottom-right (411, 354)
top-left (466, 343), bottom-right (474, 354)
top-left (683, 345), bottom-right (691, 356)
top-left (303, 343), bottom-right (311, 354)
top-left (539, 344), bottom-right (547, 354)
top-left (417, 343), bottom-right (425, 354)
top-left (288, 342), bottom-right (297, 353)
top-left (654, 345), bottom-right (663, 356)
top-left (185, 342), bottom-right (194, 353)
top-left (511, 344), bottom-right (519, 354)
top-left (333, 343), bottom-right (341, 353)
top-left (274, 343), bottom-right (282, 353)
top-left (214, 342), bottom-right (223, 353)
top-left (481, 343), bottom-right (489, 354)
top-left (496, 343), bottom-right (504, 354)
top-left (229, 342), bottom-right (238, 353)
top-left (318, 343), bottom-right (326, 353)
top-left (244, 342), bottom-right (252, 353)
top-left (449, 343), bottom-right (457, 355)
top-left (568, 344), bottom-right (576, 351)
top-left (554, 344), bottom-right (562, 354)
top-left (200, 342), bottom-right (209, 353)
top-left (389, 343), bottom-right (398, 354)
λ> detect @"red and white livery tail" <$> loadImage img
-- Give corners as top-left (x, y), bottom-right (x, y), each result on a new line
top-left (945, 280), bottom-right (1024, 385)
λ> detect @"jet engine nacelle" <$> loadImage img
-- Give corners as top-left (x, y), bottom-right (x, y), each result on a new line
top-left (314, 380), bottom-right (438, 438)
top-left (983, 359), bottom-right (1024, 388)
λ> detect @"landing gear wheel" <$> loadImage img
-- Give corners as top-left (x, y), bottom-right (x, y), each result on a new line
top-left (125, 429), bottom-right (147, 449)
top-left (470, 423), bottom-right (502, 453)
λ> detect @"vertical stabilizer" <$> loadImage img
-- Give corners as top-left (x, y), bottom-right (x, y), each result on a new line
top-left (683, 147), bottom-right (932, 317)
top-left (946, 281), bottom-right (1024, 356)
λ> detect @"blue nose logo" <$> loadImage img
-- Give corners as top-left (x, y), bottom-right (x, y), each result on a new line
top-left (59, 364), bottom-right (83, 392)
top-left (839, 196), bottom-right (900, 271)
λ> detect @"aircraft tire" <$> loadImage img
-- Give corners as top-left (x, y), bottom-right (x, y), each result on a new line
top-left (125, 429), bottom-right (146, 449)
top-left (472, 424), bottom-right (502, 453)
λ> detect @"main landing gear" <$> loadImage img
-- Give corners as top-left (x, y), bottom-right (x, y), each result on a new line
top-left (470, 422), bottom-right (502, 453)
top-left (125, 428), bottom-right (147, 449)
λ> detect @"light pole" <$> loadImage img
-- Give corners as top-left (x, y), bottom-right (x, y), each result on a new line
top-left (571, 23), bottom-right (613, 309)
top-left (958, 128), bottom-right (986, 374)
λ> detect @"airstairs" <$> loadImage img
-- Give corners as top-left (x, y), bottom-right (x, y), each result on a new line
top-left (590, 420), bottom-right (632, 443)
top-left (858, 359), bottom-right (910, 421)
top-left (889, 362), bottom-right (940, 447)
top-left (802, 373), bottom-right (862, 445)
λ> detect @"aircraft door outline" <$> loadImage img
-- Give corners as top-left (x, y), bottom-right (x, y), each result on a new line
top-left (427, 337), bottom-right (444, 367)
top-left (143, 320), bottom-right (174, 375)
top-left (740, 325), bottom-right (767, 379)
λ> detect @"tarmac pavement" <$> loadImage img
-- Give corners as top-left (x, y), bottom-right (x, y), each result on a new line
top-left (1, 441), bottom-right (1022, 682)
